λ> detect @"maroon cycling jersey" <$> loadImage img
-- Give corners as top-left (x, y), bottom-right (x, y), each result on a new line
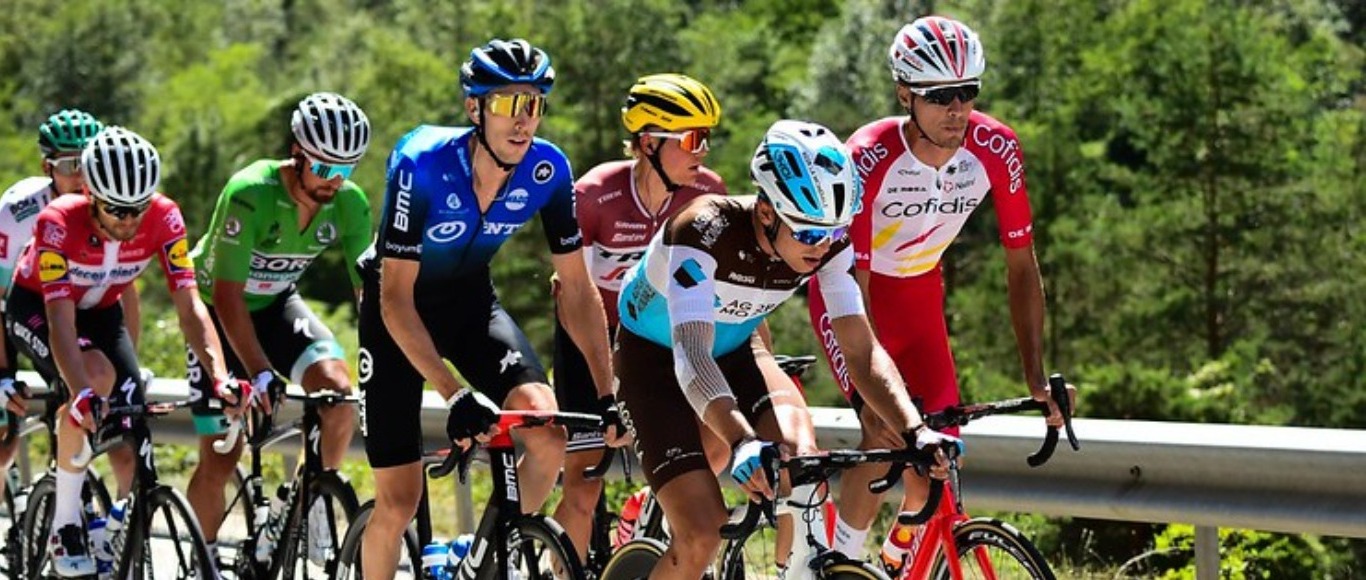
top-left (13, 193), bottom-right (196, 308)
top-left (850, 111), bottom-right (1034, 277)
top-left (575, 160), bottom-right (724, 327)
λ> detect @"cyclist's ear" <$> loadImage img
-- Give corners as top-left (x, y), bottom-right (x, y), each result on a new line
top-left (464, 97), bottom-right (481, 125)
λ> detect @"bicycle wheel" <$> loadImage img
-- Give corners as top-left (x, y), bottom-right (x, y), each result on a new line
top-left (334, 499), bottom-right (421, 580)
top-left (216, 464), bottom-right (257, 574)
top-left (821, 561), bottom-right (890, 580)
top-left (18, 470), bottom-right (112, 580)
top-left (719, 503), bottom-right (780, 580)
top-left (505, 514), bottom-right (584, 580)
top-left (277, 471), bottom-right (360, 579)
top-left (116, 485), bottom-right (216, 579)
top-left (929, 518), bottom-right (1055, 580)
top-left (599, 537), bottom-right (667, 580)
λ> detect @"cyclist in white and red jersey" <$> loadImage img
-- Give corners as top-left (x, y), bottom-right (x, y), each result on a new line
top-left (0, 109), bottom-right (110, 542)
top-left (7, 127), bottom-right (236, 577)
top-left (550, 73), bottom-right (726, 563)
top-left (806, 16), bottom-right (1069, 571)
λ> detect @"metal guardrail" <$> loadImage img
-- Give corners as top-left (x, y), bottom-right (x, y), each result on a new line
top-left (14, 372), bottom-right (1366, 566)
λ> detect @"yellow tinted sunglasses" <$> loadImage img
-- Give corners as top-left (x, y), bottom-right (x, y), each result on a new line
top-left (483, 93), bottom-right (547, 118)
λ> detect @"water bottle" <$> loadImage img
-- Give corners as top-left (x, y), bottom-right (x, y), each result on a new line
top-left (89, 517), bottom-right (114, 579)
top-left (106, 498), bottom-right (128, 534)
top-left (254, 487), bottom-right (287, 564)
top-left (421, 540), bottom-right (452, 580)
top-left (446, 534), bottom-right (474, 569)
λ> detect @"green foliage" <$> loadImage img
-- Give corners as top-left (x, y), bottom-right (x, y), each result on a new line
top-left (1148, 524), bottom-right (1331, 579)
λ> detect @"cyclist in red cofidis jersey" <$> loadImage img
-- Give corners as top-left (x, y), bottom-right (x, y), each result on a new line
top-left (806, 16), bottom-right (1072, 573)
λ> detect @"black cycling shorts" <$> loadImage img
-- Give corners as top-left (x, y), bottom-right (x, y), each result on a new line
top-left (4, 286), bottom-right (144, 408)
top-left (188, 289), bottom-right (343, 435)
top-left (551, 309), bottom-right (615, 453)
top-left (358, 266), bottom-right (547, 468)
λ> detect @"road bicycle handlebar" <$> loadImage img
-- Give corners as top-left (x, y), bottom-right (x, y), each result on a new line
top-left (923, 372), bottom-right (1080, 467)
top-left (72, 398), bottom-right (196, 468)
top-left (440, 410), bottom-right (604, 485)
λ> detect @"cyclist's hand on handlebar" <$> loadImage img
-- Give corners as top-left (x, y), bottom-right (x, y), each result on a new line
top-left (0, 377), bottom-right (28, 416)
top-left (249, 369), bottom-right (287, 413)
top-left (599, 395), bottom-right (631, 448)
top-left (1033, 381), bottom-right (1077, 428)
top-left (730, 437), bottom-right (776, 501)
top-left (214, 377), bottom-right (249, 419)
top-left (68, 387), bottom-right (104, 433)
top-left (445, 388), bottom-right (500, 451)
top-left (906, 426), bottom-right (960, 480)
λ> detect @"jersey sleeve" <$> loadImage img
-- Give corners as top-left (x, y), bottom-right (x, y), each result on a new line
top-left (155, 200), bottom-right (198, 293)
top-left (814, 245), bottom-right (865, 319)
top-left (205, 181), bottom-right (260, 284)
top-left (378, 151), bottom-right (429, 261)
top-left (540, 156), bottom-right (582, 254)
top-left (662, 208), bottom-right (722, 327)
top-left (338, 185), bottom-right (373, 289)
top-left (847, 130), bottom-right (890, 271)
top-left (573, 176), bottom-right (600, 247)
top-left (31, 213), bottom-right (74, 302)
top-left (979, 123), bottom-right (1035, 248)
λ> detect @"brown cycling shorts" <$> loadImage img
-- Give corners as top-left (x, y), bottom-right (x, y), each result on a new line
top-left (615, 329), bottom-right (801, 490)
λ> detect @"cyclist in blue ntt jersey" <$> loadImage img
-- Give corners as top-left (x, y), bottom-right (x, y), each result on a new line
top-left (355, 38), bottom-right (619, 578)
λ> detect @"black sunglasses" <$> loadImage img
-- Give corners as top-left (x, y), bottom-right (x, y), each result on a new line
top-left (907, 83), bottom-right (981, 106)
top-left (100, 202), bottom-right (150, 219)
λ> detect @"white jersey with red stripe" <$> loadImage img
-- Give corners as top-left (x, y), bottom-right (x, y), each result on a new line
top-left (0, 177), bottom-right (57, 287)
top-left (849, 111), bottom-right (1034, 277)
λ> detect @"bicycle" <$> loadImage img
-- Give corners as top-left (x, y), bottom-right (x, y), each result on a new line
top-left (23, 398), bottom-right (217, 578)
top-left (1, 381), bottom-right (114, 580)
top-left (336, 410), bottom-right (602, 579)
top-left (885, 373), bottom-right (1080, 580)
top-left (217, 388), bottom-right (362, 579)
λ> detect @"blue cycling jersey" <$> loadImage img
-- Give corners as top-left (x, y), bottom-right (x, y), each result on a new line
top-left (360, 126), bottom-right (580, 286)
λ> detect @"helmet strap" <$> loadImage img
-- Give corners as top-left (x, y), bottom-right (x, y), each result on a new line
top-left (475, 103), bottom-right (518, 172)
top-left (756, 196), bottom-right (783, 251)
top-left (643, 137), bottom-right (682, 194)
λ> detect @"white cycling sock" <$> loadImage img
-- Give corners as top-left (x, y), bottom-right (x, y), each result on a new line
top-left (832, 514), bottom-right (869, 558)
top-left (53, 467), bottom-right (85, 531)
top-left (785, 483), bottom-right (825, 577)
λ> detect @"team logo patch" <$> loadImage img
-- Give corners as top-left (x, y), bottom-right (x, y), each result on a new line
top-left (164, 238), bottom-right (193, 272)
top-left (316, 221), bottom-right (337, 244)
top-left (532, 160), bottom-right (554, 184)
top-left (446, 193), bottom-right (463, 210)
top-left (224, 216), bottom-right (242, 237)
top-left (672, 258), bottom-right (705, 289)
top-left (38, 250), bottom-right (69, 283)
top-left (504, 188), bottom-right (530, 212)
top-left (41, 222), bottom-right (66, 246)
top-left (164, 209), bottom-right (186, 234)
top-left (357, 348), bottom-right (374, 384)
top-left (427, 221), bottom-right (468, 243)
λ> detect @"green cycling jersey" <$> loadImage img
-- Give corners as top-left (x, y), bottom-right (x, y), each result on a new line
top-left (191, 159), bottom-right (371, 310)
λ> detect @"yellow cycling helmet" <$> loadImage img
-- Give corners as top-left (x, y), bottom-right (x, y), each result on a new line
top-left (621, 74), bottom-right (722, 133)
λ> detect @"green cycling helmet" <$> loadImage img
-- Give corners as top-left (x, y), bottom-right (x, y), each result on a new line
top-left (38, 109), bottom-right (104, 157)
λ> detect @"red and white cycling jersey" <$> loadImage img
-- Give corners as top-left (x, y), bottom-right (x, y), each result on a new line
top-left (850, 111), bottom-right (1033, 277)
top-left (576, 160), bottom-right (724, 328)
top-left (13, 193), bottom-right (196, 308)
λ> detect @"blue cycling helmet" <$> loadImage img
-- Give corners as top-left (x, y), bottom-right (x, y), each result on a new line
top-left (460, 38), bottom-right (556, 97)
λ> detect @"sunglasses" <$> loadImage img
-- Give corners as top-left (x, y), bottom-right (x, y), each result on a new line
top-left (100, 201), bottom-right (150, 220)
top-left (642, 128), bottom-right (711, 154)
top-left (483, 93), bottom-right (547, 118)
top-left (788, 224), bottom-right (849, 246)
top-left (47, 156), bottom-right (82, 177)
top-left (907, 83), bottom-right (981, 106)
top-left (308, 158), bottom-right (356, 180)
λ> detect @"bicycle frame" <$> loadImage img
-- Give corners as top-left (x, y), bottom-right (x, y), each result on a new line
top-left (899, 484), bottom-right (970, 580)
top-left (450, 427), bottom-right (523, 579)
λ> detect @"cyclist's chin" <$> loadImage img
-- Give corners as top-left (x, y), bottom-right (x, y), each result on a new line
top-left (308, 187), bottom-right (339, 203)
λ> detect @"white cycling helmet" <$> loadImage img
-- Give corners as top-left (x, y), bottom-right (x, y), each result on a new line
top-left (290, 92), bottom-right (371, 164)
top-left (81, 126), bottom-right (161, 207)
top-left (750, 120), bottom-right (861, 230)
top-left (888, 16), bottom-right (986, 85)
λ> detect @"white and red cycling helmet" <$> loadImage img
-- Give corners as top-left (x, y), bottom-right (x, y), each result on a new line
top-left (888, 16), bottom-right (986, 85)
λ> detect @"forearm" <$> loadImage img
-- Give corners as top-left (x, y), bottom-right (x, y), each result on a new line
top-left (559, 281), bottom-right (614, 398)
top-left (179, 300), bottom-right (230, 382)
top-left (673, 320), bottom-right (753, 442)
top-left (1006, 260), bottom-right (1047, 397)
top-left (49, 310), bottom-right (90, 395)
top-left (381, 297), bottom-right (462, 398)
top-left (215, 297), bottom-right (271, 374)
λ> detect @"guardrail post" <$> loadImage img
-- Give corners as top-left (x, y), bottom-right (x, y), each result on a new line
top-left (1195, 525), bottom-right (1219, 579)
top-left (455, 474), bottom-right (475, 534)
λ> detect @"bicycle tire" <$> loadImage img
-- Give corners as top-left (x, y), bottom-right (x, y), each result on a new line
top-left (276, 470), bottom-right (360, 579)
top-left (822, 561), bottom-right (890, 580)
top-left (929, 518), bottom-right (1055, 580)
top-left (599, 537), bottom-right (667, 580)
top-left (217, 463), bottom-right (257, 575)
top-left (334, 499), bottom-right (421, 580)
top-left (17, 469), bottom-right (112, 580)
top-left (116, 485), bottom-right (216, 579)
top-left (718, 502), bottom-right (779, 580)
top-left (501, 514), bottom-right (584, 580)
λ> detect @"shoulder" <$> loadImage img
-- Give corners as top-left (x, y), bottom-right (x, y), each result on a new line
top-left (0, 177), bottom-right (54, 223)
top-left (391, 125), bottom-right (465, 168)
top-left (847, 117), bottom-right (903, 151)
top-left (964, 111), bottom-right (1027, 191)
top-left (577, 160), bottom-right (632, 192)
top-left (847, 118), bottom-right (905, 182)
top-left (524, 138), bottom-right (573, 188)
top-left (335, 182), bottom-right (370, 209)
top-left (221, 160), bottom-right (281, 205)
top-left (42, 193), bottom-right (87, 216)
top-left (666, 194), bottom-right (745, 249)
top-left (148, 193), bottom-right (188, 233)
top-left (687, 167), bottom-right (727, 195)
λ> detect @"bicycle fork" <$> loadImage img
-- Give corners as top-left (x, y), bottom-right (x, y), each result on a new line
top-left (452, 437), bottom-right (522, 580)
